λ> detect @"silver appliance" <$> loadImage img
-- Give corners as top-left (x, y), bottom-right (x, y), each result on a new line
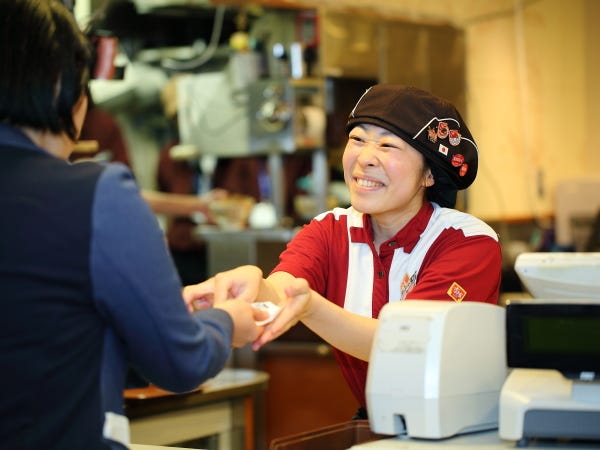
top-left (177, 69), bottom-right (327, 220)
top-left (177, 71), bottom-right (324, 157)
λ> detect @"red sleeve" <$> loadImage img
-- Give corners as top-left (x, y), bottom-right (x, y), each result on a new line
top-left (271, 217), bottom-right (335, 296)
top-left (407, 229), bottom-right (502, 304)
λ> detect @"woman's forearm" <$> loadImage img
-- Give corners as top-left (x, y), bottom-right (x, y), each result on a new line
top-left (267, 271), bottom-right (377, 361)
top-left (301, 289), bottom-right (378, 361)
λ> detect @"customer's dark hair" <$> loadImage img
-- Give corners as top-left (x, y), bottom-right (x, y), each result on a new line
top-left (0, 0), bottom-right (92, 140)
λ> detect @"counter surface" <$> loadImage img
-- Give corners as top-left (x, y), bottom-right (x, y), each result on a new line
top-left (131, 445), bottom-right (196, 450)
top-left (350, 431), bottom-right (600, 450)
top-left (126, 368), bottom-right (269, 450)
top-left (125, 368), bottom-right (269, 418)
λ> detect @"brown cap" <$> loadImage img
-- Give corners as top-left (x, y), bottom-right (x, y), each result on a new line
top-left (346, 84), bottom-right (478, 208)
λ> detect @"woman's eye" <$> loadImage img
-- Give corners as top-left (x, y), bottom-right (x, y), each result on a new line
top-left (349, 135), bottom-right (365, 143)
top-left (380, 141), bottom-right (402, 150)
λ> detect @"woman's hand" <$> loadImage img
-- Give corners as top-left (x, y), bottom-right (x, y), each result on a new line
top-left (252, 277), bottom-right (313, 350)
top-left (182, 265), bottom-right (264, 313)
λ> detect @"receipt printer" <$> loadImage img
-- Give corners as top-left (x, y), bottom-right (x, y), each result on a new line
top-left (366, 300), bottom-right (507, 439)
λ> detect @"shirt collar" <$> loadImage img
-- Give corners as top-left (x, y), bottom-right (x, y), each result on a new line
top-left (349, 202), bottom-right (435, 253)
top-left (0, 123), bottom-right (47, 154)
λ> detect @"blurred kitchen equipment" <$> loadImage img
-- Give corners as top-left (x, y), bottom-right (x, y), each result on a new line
top-left (177, 67), bottom-right (324, 157)
top-left (208, 195), bottom-right (256, 230)
top-left (367, 301), bottom-right (507, 439)
top-left (555, 178), bottom-right (600, 251)
top-left (248, 78), bottom-right (325, 154)
top-left (249, 201), bottom-right (278, 229)
top-left (91, 33), bottom-right (120, 80)
top-left (293, 194), bottom-right (337, 222)
top-left (177, 69), bottom-right (327, 222)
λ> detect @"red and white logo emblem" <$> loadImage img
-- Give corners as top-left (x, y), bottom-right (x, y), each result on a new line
top-left (428, 127), bottom-right (438, 143)
top-left (451, 154), bottom-right (464, 167)
top-left (437, 121), bottom-right (449, 139)
top-left (449, 129), bottom-right (461, 146)
top-left (447, 282), bottom-right (467, 302)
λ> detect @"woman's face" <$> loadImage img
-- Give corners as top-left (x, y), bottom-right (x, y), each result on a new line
top-left (342, 123), bottom-right (433, 220)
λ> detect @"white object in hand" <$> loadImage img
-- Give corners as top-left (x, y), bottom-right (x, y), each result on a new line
top-left (252, 301), bottom-right (282, 326)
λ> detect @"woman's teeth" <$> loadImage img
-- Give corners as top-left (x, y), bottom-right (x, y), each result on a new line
top-left (356, 178), bottom-right (383, 188)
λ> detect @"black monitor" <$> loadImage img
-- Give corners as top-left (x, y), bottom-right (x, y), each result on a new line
top-left (506, 300), bottom-right (600, 380)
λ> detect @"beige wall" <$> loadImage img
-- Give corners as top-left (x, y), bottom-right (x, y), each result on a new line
top-left (465, 0), bottom-right (599, 221)
top-left (309, 0), bottom-right (600, 220)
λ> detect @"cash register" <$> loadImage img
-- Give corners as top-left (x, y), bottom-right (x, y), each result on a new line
top-left (499, 252), bottom-right (600, 446)
top-left (499, 299), bottom-right (600, 446)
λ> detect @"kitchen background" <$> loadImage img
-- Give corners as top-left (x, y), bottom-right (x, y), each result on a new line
top-left (70, 0), bottom-right (600, 447)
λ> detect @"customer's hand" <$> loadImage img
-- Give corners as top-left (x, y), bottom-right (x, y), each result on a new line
top-left (214, 299), bottom-right (267, 348)
top-left (182, 265), bottom-right (263, 313)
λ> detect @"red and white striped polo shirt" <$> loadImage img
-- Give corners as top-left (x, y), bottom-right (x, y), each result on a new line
top-left (272, 201), bottom-right (502, 409)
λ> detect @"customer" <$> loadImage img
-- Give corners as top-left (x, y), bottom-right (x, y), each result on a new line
top-left (184, 84), bottom-right (503, 418)
top-left (0, 1), bottom-right (265, 449)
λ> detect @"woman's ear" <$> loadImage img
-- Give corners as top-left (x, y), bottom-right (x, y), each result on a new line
top-left (423, 169), bottom-right (435, 188)
top-left (72, 92), bottom-right (88, 140)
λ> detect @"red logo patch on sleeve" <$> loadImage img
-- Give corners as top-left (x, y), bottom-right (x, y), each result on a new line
top-left (447, 282), bottom-right (467, 302)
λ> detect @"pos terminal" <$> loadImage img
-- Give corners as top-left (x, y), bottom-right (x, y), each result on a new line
top-left (499, 299), bottom-right (600, 446)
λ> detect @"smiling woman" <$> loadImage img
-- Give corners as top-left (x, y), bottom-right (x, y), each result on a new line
top-left (182, 83), bottom-right (503, 421)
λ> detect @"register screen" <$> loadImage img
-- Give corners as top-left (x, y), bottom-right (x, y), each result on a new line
top-left (525, 316), bottom-right (600, 355)
top-left (507, 302), bottom-right (600, 377)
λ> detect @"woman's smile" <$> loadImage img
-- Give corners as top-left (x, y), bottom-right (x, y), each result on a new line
top-left (354, 176), bottom-right (385, 189)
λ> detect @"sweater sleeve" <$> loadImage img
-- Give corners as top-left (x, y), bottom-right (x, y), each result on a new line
top-left (89, 163), bottom-right (232, 392)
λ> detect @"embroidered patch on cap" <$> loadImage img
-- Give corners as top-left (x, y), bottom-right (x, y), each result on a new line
top-left (451, 154), bottom-right (464, 167)
top-left (449, 129), bottom-right (461, 146)
top-left (437, 121), bottom-right (449, 139)
top-left (428, 127), bottom-right (438, 143)
top-left (447, 281), bottom-right (467, 302)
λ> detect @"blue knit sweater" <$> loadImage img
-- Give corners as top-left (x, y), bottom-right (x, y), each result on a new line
top-left (0, 124), bottom-right (233, 450)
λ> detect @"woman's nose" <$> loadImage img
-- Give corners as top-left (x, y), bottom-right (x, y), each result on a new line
top-left (357, 143), bottom-right (379, 166)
